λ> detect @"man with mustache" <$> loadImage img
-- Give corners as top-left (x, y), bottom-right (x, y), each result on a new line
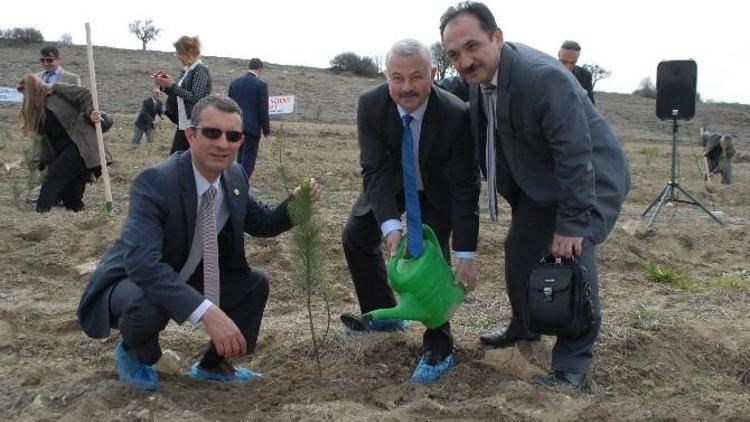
top-left (340, 39), bottom-right (480, 383)
top-left (441, 2), bottom-right (629, 389)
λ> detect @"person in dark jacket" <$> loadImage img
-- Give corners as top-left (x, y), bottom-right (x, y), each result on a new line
top-left (558, 40), bottom-right (595, 105)
top-left (131, 89), bottom-right (163, 145)
top-left (701, 127), bottom-right (735, 184)
top-left (154, 35), bottom-right (211, 154)
top-left (435, 74), bottom-right (470, 102)
top-left (77, 96), bottom-right (320, 391)
top-left (17, 74), bottom-right (111, 213)
top-left (228, 58), bottom-right (270, 179)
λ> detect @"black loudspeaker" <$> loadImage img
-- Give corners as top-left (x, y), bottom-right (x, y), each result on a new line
top-left (656, 60), bottom-right (697, 120)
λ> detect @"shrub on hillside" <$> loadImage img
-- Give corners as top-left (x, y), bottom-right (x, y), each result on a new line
top-left (329, 52), bottom-right (380, 77)
top-left (632, 76), bottom-right (656, 99)
top-left (60, 33), bottom-right (73, 46)
top-left (0, 27), bottom-right (44, 43)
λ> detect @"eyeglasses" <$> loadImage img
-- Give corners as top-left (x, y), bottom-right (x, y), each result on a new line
top-left (192, 126), bottom-right (243, 143)
top-left (39, 57), bottom-right (57, 64)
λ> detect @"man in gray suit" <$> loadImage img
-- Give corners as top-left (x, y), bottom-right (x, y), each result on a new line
top-left (36, 46), bottom-right (81, 86)
top-left (441, 2), bottom-right (629, 389)
top-left (77, 96), bottom-right (320, 390)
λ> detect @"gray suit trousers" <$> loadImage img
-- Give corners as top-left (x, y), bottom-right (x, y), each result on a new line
top-left (506, 193), bottom-right (601, 374)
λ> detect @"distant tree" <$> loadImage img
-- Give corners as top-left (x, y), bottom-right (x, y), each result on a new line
top-left (128, 19), bottom-right (161, 51)
top-left (582, 64), bottom-right (611, 90)
top-left (632, 76), bottom-right (656, 99)
top-left (431, 41), bottom-right (454, 80)
top-left (0, 27), bottom-right (44, 42)
top-left (371, 54), bottom-right (385, 74)
top-left (60, 33), bottom-right (73, 46)
top-left (329, 52), bottom-right (379, 77)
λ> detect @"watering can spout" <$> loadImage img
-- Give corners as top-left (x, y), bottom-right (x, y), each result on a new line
top-left (366, 296), bottom-right (430, 323)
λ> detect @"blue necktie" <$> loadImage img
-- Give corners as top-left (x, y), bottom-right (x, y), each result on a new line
top-left (401, 114), bottom-right (423, 258)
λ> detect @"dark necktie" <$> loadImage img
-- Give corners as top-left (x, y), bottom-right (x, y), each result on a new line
top-left (201, 185), bottom-right (220, 305)
top-left (401, 114), bottom-right (423, 258)
top-left (482, 85), bottom-right (498, 221)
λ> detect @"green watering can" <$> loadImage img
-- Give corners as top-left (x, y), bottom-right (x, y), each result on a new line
top-left (364, 224), bottom-right (465, 329)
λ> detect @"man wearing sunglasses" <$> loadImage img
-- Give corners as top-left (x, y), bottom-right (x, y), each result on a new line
top-left (36, 46), bottom-right (81, 86)
top-left (78, 96), bottom-right (321, 390)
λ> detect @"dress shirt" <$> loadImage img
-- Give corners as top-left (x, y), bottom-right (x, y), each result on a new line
top-left (41, 67), bottom-right (61, 84)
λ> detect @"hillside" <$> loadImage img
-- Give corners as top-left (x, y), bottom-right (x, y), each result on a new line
top-left (0, 41), bottom-right (748, 421)
top-left (2, 40), bottom-right (748, 143)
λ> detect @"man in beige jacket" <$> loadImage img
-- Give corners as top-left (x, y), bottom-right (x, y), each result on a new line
top-left (36, 46), bottom-right (81, 86)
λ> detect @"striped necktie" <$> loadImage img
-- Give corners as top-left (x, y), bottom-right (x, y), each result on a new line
top-left (483, 85), bottom-right (498, 221)
top-left (201, 185), bottom-right (220, 305)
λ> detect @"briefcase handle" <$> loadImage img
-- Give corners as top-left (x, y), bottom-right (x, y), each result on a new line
top-left (537, 255), bottom-right (587, 273)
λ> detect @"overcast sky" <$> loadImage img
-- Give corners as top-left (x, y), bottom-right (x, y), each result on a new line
top-left (2, 0), bottom-right (747, 104)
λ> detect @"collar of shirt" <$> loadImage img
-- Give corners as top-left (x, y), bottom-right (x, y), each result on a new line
top-left (248, 70), bottom-right (259, 77)
top-left (178, 60), bottom-right (203, 87)
top-left (480, 65), bottom-right (499, 91)
top-left (184, 59), bottom-right (203, 73)
top-left (43, 66), bottom-right (61, 80)
top-left (396, 98), bottom-right (428, 126)
top-left (396, 97), bottom-right (428, 190)
top-left (192, 162), bottom-right (225, 218)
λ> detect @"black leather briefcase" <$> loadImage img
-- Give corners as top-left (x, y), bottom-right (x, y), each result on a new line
top-left (525, 256), bottom-right (594, 339)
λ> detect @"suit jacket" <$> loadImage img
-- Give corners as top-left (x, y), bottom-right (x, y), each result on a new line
top-left (470, 42), bottom-right (629, 244)
top-left (703, 131), bottom-right (736, 170)
top-left (134, 97), bottom-right (163, 129)
top-left (572, 65), bottom-right (595, 105)
top-left (36, 67), bottom-right (81, 86)
top-left (77, 151), bottom-right (293, 339)
top-left (228, 72), bottom-right (270, 137)
top-left (352, 83), bottom-right (480, 252)
top-left (43, 84), bottom-right (112, 169)
top-left (435, 75), bottom-right (470, 102)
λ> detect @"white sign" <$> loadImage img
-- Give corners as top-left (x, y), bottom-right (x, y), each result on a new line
top-left (0, 86), bottom-right (22, 103)
top-left (269, 95), bottom-right (295, 115)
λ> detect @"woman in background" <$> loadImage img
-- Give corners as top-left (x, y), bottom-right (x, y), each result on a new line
top-left (154, 35), bottom-right (211, 153)
top-left (17, 74), bottom-right (109, 213)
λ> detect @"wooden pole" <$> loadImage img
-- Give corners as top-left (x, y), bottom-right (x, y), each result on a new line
top-left (85, 22), bottom-right (113, 211)
top-left (704, 156), bottom-right (712, 183)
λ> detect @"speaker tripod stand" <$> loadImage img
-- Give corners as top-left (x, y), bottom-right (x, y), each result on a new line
top-left (642, 116), bottom-right (723, 229)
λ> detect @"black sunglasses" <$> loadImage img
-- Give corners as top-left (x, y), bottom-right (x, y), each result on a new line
top-left (39, 57), bottom-right (57, 63)
top-left (192, 126), bottom-right (243, 143)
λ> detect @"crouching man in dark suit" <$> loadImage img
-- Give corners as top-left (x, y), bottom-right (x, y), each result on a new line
top-left (77, 96), bottom-right (321, 390)
top-left (340, 39), bottom-right (480, 383)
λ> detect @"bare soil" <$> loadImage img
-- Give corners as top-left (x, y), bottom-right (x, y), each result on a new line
top-left (0, 41), bottom-right (748, 421)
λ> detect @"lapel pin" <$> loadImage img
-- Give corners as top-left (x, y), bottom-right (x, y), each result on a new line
top-left (233, 188), bottom-right (240, 196)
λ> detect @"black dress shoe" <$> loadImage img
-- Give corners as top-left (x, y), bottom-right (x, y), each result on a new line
top-left (480, 325), bottom-right (541, 347)
top-left (532, 371), bottom-right (589, 390)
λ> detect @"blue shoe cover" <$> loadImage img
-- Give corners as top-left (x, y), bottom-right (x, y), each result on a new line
top-left (410, 353), bottom-right (454, 384)
top-left (187, 363), bottom-right (262, 382)
top-left (114, 339), bottom-right (159, 391)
